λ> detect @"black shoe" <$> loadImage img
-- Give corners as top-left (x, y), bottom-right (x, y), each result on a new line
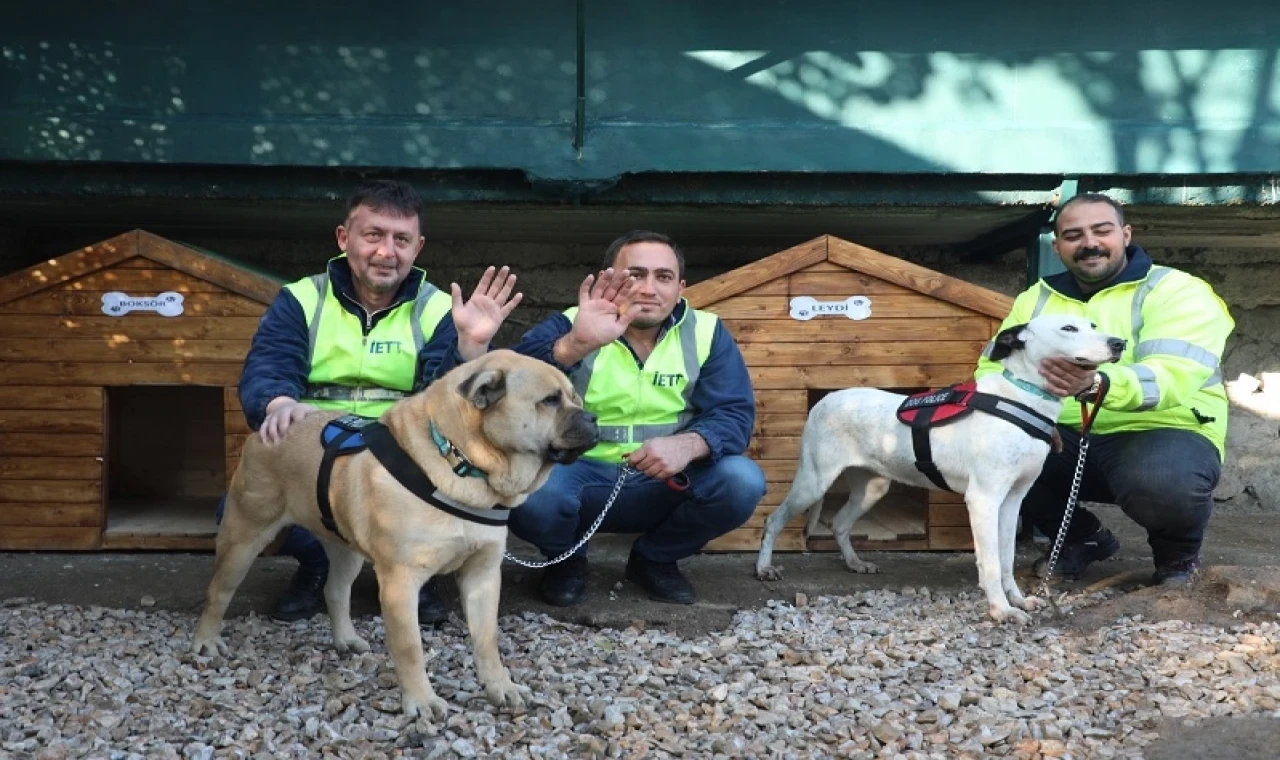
top-left (417, 576), bottom-right (449, 625)
top-left (1153, 557), bottom-right (1200, 587)
top-left (625, 550), bottom-right (694, 605)
top-left (538, 555), bottom-right (588, 607)
top-left (271, 566), bottom-right (327, 622)
top-left (1032, 527), bottom-right (1120, 579)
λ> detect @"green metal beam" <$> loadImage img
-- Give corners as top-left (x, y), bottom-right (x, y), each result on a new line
top-left (574, 0), bottom-right (586, 160)
top-left (1026, 179), bottom-right (1077, 285)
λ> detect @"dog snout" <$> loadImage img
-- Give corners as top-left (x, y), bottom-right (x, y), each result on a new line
top-left (1107, 337), bottom-right (1127, 359)
top-left (561, 409), bottom-right (600, 447)
top-left (572, 409), bottom-right (599, 440)
top-left (547, 411), bottom-right (599, 464)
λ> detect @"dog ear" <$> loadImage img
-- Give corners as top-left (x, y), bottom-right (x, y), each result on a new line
top-left (988, 323), bottom-right (1028, 361)
top-left (458, 367), bottom-right (507, 410)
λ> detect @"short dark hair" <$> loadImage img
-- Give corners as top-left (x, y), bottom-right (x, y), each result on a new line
top-left (601, 230), bottom-right (686, 280)
top-left (1054, 192), bottom-right (1126, 233)
top-left (345, 179), bottom-right (424, 228)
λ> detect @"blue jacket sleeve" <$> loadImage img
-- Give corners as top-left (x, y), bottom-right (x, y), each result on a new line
top-left (511, 313), bottom-right (576, 372)
top-left (417, 313), bottom-right (467, 390)
top-left (238, 290), bottom-right (310, 431)
top-left (683, 321), bottom-right (756, 462)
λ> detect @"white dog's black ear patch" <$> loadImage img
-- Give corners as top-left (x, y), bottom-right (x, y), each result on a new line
top-left (459, 368), bottom-right (507, 410)
top-left (989, 323), bottom-right (1028, 361)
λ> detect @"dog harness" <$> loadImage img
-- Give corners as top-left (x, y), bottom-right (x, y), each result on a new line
top-left (316, 415), bottom-right (511, 542)
top-left (896, 380), bottom-right (1057, 492)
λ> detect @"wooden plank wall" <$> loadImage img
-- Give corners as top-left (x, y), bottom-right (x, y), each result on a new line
top-left (703, 261), bottom-right (1001, 553)
top-left (224, 388), bottom-right (251, 487)
top-left (0, 386), bottom-right (104, 549)
top-left (927, 491), bottom-right (974, 551)
top-left (0, 256), bottom-right (262, 550)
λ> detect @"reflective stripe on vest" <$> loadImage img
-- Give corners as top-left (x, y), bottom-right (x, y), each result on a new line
top-left (1030, 284), bottom-right (1053, 319)
top-left (567, 304), bottom-right (717, 459)
top-left (1135, 337), bottom-right (1223, 389)
top-left (1130, 266), bottom-right (1173, 349)
top-left (1125, 266), bottom-right (1228, 406)
top-left (304, 385), bottom-right (411, 402)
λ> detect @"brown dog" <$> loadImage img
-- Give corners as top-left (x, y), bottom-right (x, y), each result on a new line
top-left (191, 349), bottom-right (599, 719)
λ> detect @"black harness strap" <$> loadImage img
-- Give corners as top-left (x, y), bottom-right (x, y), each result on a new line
top-left (360, 424), bottom-right (511, 528)
top-left (898, 385), bottom-right (1058, 493)
top-left (315, 416), bottom-right (510, 544)
top-left (908, 404), bottom-right (957, 491)
top-left (316, 418), bottom-right (375, 542)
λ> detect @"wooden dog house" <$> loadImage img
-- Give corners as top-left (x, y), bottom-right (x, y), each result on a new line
top-left (0, 231), bottom-right (282, 551)
top-left (686, 235), bottom-right (1014, 553)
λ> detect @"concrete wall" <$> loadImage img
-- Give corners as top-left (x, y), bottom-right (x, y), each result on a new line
top-left (2, 221), bottom-right (1276, 513)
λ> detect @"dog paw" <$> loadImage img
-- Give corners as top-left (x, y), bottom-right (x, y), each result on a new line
top-left (844, 559), bottom-right (880, 574)
top-left (334, 634), bottom-right (371, 654)
top-left (756, 565), bottom-right (784, 581)
top-left (190, 636), bottom-right (228, 657)
top-left (402, 692), bottom-right (449, 721)
top-left (988, 604), bottom-right (1032, 625)
top-left (1013, 594), bottom-right (1046, 611)
top-left (484, 679), bottom-right (528, 711)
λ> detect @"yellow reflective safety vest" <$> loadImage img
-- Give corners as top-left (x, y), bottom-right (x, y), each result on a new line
top-left (976, 263), bottom-right (1234, 458)
top-left (566, 300), bottom-right (719, 462)
top-left (284, 259), bottom-right (452, 419)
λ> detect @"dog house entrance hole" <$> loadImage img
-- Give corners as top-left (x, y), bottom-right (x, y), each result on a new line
top-left (104, 386), bottom-right (225, 547)
top-left (803, 388), bottom-right (929, 547)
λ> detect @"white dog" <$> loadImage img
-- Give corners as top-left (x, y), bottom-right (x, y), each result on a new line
top-left (755, 315), bottom-right (1124, 623)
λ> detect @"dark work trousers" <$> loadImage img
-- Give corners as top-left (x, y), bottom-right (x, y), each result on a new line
top-left (1020, 426), bottom-right (1221, 566)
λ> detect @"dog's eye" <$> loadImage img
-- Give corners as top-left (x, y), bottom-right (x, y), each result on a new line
top-left (540, 393), bottom-right (562, 408)
top-left (1061, 325), bottom-right (1079, 333)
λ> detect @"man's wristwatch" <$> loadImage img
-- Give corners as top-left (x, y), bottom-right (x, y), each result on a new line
top-left (1075, 372), bottom-right (1103, 403)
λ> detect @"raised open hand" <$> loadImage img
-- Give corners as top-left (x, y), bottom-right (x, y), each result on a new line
top-left (452, 265), bottom-right (523, 361)
top-left (565, 267), bottom-right (641, 351)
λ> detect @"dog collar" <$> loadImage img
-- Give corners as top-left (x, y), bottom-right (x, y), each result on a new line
top-left (1001, 370), bottom-right (1059, 401)
top-left (429, 420), bottom-right (489, 480)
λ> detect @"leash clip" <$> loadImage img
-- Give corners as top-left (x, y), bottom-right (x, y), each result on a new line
top-left (1076, 372), bottom-right (1110, 434)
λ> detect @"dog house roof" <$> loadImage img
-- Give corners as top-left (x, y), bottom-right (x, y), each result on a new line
top-left (683, 234), bottom-right (1013, 318)
top-left (0, 229), bottom-right (285, 306)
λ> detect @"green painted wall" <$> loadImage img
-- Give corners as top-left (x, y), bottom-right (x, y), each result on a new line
top-left (1, 1), bottom-right (1277, 181)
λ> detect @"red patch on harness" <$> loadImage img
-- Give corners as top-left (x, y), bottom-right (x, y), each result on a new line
top-left (896, 382), bottom-right (978, 426)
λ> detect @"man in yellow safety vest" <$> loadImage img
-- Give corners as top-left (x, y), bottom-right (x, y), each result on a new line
top-left (976, 193), bottom-right (1234, 586)
top-left (510, 230), bottom-right (765, 606)
top-left (227, 179), bottom-right (521, 623)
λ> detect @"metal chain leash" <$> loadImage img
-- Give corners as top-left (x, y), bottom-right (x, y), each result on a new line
top-left (503, 464), bottom-right (635, 569)
top-left (1037, 375), bottom-right (1109, 601)
top-left (1036, 433), bottom-right (1090, 600)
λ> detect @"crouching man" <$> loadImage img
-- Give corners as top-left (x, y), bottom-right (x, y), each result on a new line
top-left (510, 231), bottom-right (766, 605)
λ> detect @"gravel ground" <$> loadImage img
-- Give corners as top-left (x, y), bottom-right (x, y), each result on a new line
top-left (4, 587), bottom-right (1280, 759)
